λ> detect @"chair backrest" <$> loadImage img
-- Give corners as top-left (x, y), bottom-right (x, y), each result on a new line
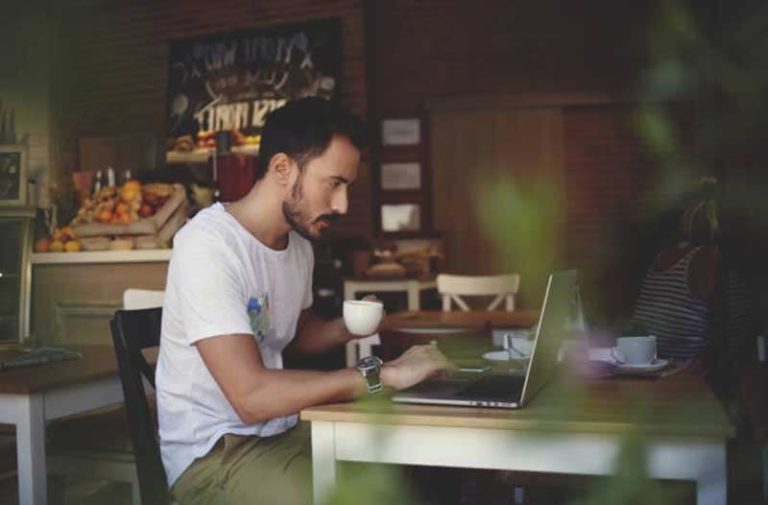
top-left (123, 289), bottom-right (165, 310)
top-left (111, 307), bottom-right (169, 505)
top-left (437, 273), bottom-right (521, 312)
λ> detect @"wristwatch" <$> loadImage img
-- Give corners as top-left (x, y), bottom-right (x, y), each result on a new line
top-left (355, 355), bottom-right (384, 394)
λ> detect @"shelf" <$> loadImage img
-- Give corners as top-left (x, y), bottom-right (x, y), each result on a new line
top-left (166, 145), bottom-right (260, 164)
top-left (31, 249), bottom-right (173, 265)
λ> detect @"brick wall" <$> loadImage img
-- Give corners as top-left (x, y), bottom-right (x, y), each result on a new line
top-left (52, 0), bottom-right (372, 238)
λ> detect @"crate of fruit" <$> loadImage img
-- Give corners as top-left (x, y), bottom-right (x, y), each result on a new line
top-left (71, 182), bottom-right (187, 237)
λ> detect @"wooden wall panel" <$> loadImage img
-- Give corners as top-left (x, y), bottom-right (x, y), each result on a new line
top-left (52, 0), bottom-right (371, 239)
top-left (431, 101), bottom-right (565, 305)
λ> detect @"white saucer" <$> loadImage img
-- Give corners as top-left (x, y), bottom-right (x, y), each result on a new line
top-left (482, 350), bottom-right (531, 362)
top-left (616, 358), bottom-right (669, 372)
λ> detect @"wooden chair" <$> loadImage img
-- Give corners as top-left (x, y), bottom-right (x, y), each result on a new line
top-left (47, 290), bottom-right (164, 504)
top-left (437, 273), bottom-right (521, 312)
top-left (111, 307), bottom-right (170, 505)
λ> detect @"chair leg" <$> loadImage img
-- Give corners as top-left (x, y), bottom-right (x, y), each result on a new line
top-left (513, 486), bottom-right (524, 504)
top-left (131, 481), bottom-right (142, 505)
top-left (763, 445), bottom-right (768, 501)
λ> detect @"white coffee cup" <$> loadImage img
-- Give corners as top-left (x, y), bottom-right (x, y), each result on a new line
top-left (612, 336), bottom-right (657, 365)
top-left (343, 300), bottom-right (384, 336)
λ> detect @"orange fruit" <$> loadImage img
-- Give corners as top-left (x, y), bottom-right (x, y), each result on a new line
top-left (61, 226), bottom-right (75, 240)
top-left (120, 187), bottom-right (138, 203)
top-left (34, 238), bottom-right (50, 252)
top-left (64, 240), bottom-right (81, 252)
top-left (98, 209), bottom-right (113, 223)
top-left (49, 240), bottom-right (65, 252)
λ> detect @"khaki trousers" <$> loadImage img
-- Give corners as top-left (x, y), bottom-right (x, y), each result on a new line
top-left (171, 422), bottom-right (311, 505)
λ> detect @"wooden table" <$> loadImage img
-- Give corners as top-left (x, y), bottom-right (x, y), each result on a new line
top-left (0, 345), bottom-right (126, 505)
top-left (383, 309), bottom-right (540, 331)
top-left (302, 371), bottom-right (734, 505)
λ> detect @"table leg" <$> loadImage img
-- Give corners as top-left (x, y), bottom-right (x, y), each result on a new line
top-left (311, 421), bottom-right (336, 505)
top-left (344, 341), bottom-right (357, 368)
top-left (695, 445), bottom-right (727, 505)
top-left (16, 394), bottom-right (47, 505)
top-left (343, 283), bottom-right (355, 302)
top-left (406, 283), bottom-right (420, 311)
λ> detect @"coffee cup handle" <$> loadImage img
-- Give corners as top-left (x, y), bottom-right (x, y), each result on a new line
top-left (611, 347), bottom-right (625, 364)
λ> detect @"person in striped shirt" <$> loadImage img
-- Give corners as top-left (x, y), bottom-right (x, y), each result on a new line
top-left (631, 177), bottom-right (722, 360)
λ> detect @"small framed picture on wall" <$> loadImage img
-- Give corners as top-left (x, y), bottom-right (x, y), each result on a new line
top-left (381, 162), bottom-right (421, 190)
top-left (381, 203), bottom-right (421, 232)
top-left (0, 145), bottom-right (27, 206)
top-left (381, 118), bottom-right (420, 146)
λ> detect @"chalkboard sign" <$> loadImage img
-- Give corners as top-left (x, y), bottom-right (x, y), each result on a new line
top-left (167, 19), bottom-right (342, 153)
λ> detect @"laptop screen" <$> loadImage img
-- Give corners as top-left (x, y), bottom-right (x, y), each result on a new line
top-left (518, 270), bottom-right (579, 406)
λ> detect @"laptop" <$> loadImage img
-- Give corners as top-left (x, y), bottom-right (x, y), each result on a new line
top-left (391, 270), bottom-right (579, 409)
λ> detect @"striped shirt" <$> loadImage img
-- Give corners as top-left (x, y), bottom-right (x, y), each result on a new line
top-left (632, 247), bottom-right (711, 359)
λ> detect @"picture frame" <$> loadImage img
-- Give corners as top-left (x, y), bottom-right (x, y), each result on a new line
top-left (381, 162), bottom-right (422, 190)
top-left (381, 203), bottom-right (421, 232)
top-left (0, 145), bottom-right (27, 206)
top-left (381, 118), bottom-right (420, 146)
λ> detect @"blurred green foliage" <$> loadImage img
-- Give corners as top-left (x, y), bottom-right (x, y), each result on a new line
top-left (323, 1), bottom-right (766, 503)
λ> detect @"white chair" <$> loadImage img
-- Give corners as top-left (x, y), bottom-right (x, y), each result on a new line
top-left (437, 273), bottom-right (520, 312)
top-left (123, 289), bottom-right (166, 310)
top-left (47, 289), bottom-right (165, 505)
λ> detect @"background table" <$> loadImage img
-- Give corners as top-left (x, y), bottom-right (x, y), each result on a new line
top-left (0, 345), bottom-right (127, 505)
top-left (343, 277), bottom-right (437, 311)
top-left (346, 309), bottom-right (540, 367)
top-left (383, 309), bottom-right (540, 332)
top-left (302, 371), bottom-right (734, 505)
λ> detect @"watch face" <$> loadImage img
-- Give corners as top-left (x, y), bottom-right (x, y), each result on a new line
top-left (358, 356), bottom-right (381, 369)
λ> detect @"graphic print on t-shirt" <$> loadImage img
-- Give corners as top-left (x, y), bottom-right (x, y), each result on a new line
top-left (247, 294), bottom-right (271, 343)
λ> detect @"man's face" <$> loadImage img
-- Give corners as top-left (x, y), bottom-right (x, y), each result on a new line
top-left (282, 134), bottom-right (360, 241)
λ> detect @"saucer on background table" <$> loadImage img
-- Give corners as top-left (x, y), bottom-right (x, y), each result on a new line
top-left (482, 350), bottom-right (530, 362)
top-left (616, 358), bottom-right (669, 374)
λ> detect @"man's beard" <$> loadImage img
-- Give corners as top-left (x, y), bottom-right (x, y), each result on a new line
top-left (282, 177), bottom-right (338, 242)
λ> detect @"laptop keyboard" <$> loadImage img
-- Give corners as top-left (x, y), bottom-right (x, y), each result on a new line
top-left (458, 374), bottom-right (524, 399)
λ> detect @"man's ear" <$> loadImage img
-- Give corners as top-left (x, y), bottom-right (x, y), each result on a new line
top-left (268, 153), bottom-right (297, 186)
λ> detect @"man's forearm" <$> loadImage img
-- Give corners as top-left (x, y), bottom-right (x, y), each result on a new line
top-left (236, 367), bottom-right (364, 423)
top-left (290, 315), bottom-right (350, 354)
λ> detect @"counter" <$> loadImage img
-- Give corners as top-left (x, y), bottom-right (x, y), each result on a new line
top-left (29, 250), bottom-right (171, 345)
top-left (31, 249), bottom-right (173, 265)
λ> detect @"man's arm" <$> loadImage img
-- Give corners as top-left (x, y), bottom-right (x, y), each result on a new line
top-left (287, 308), bottom-right (354, 354)
top-left (197, 333), bottom-right (449, 425)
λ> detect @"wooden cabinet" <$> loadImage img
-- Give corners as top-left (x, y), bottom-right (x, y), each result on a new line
top-left (0, 211), bottom-right (33, 343)
top-left (30, 251), bottom-right (170, 344)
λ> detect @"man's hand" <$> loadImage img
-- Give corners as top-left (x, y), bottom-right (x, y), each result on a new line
top-left (380, 344), bottom-right (454, 391)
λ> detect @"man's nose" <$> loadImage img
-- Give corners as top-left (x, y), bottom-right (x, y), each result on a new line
top-left (331, 187), bottom-right (349, 215)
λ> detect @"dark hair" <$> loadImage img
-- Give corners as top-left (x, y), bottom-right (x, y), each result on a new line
top-left (256, 97), bottom-right (366, 180)
top-left (679, 176), bottom-right (720, 244)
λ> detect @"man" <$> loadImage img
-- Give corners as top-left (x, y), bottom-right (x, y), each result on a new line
top-left (156, 97), bottom-right (450, 504)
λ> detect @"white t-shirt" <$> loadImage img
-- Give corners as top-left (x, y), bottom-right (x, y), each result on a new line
top-left (156, 202), bottom-right (314, 486)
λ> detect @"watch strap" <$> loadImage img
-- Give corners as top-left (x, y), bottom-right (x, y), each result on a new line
top-left (356, 356), bottom-right (383, 394)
